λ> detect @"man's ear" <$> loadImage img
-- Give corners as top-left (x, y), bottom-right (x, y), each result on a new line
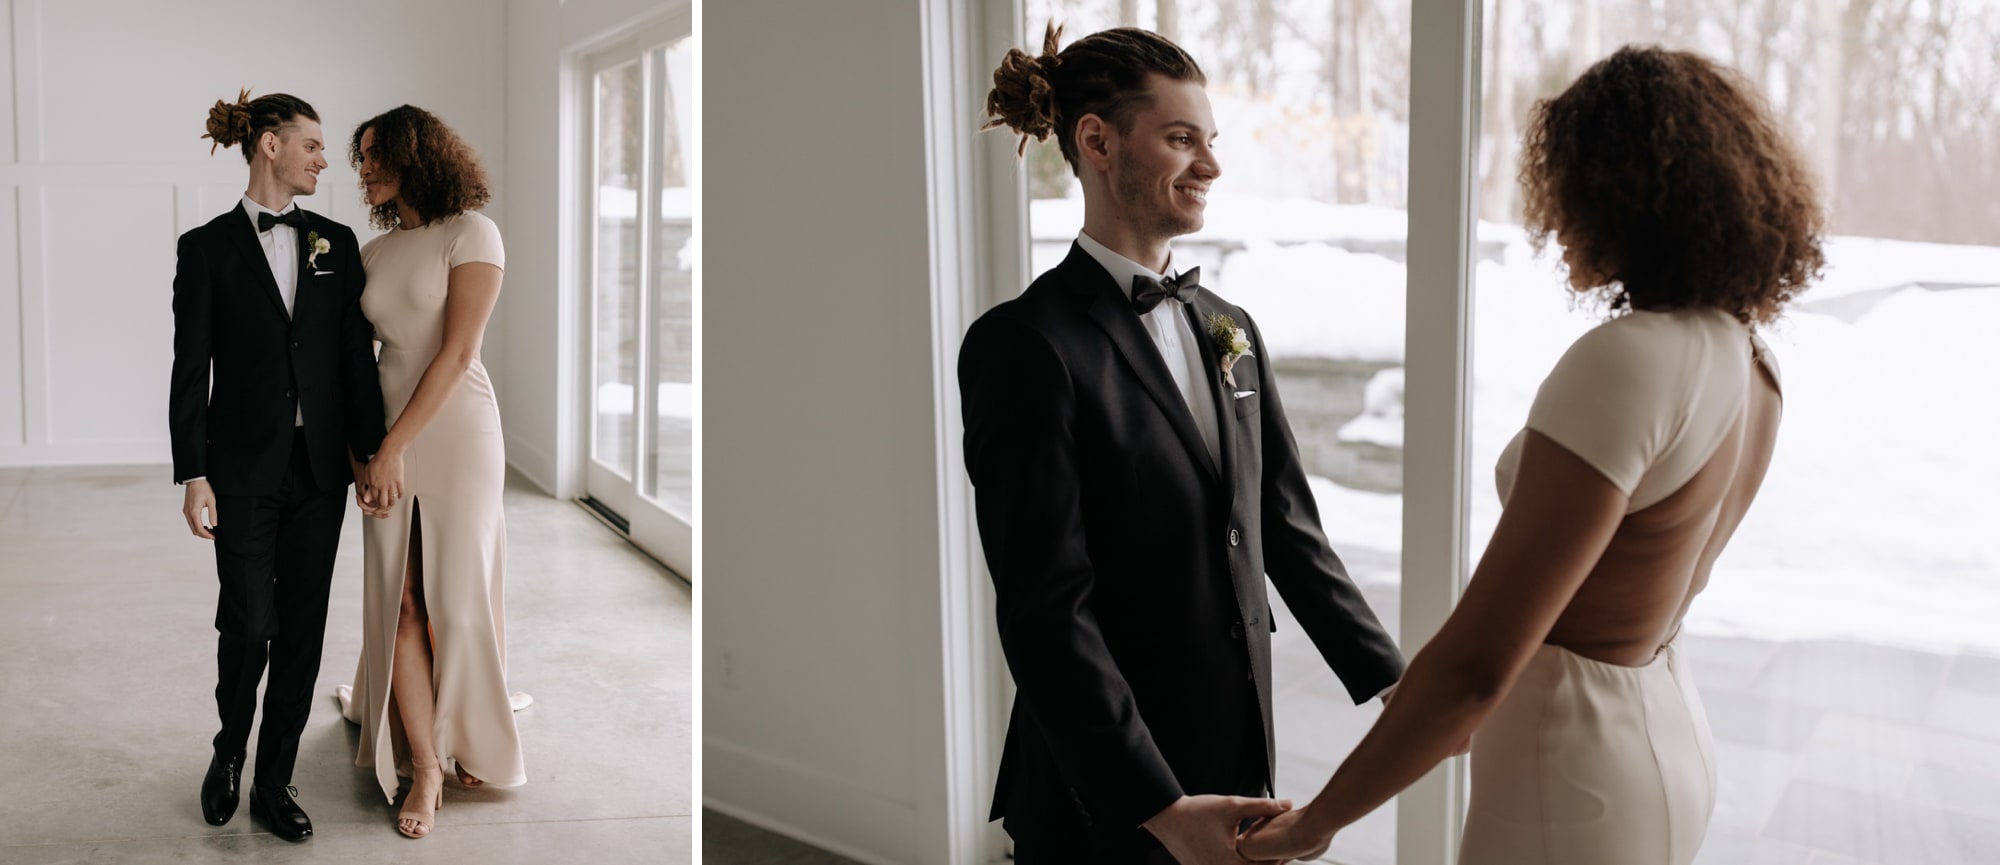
top-left (259, 129), bottom-right (282, 161)
top-left (1074, 113), bottom-right (1114, 173)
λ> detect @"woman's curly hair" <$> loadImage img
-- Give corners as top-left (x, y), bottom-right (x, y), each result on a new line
top-left (982, 23), bottom-right (1204, 172)
top-left (1519, 45), bottom-right (1825, 325)
top-left (202, 89), bottom-right (318, 164)
top-left (349, 105), bottom-right (491, 231)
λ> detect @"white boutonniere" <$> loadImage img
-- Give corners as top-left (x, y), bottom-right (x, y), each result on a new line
top-left (1206, 313), bottom-right (1254, 387)
top-left (305, 231), bottom-right (331, 269)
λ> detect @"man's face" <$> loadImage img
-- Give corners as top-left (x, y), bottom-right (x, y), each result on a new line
top-left (263, 118), bottom-right (327, 197)
top-left (1107, 76), bottom-right (1221, 242)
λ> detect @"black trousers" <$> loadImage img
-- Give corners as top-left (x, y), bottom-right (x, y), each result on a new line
top-left (1012, 695), bottom-right (1271, 865)
top-left (1013, 840), bottom-right (1179, 865)
top-left (209, 427), bottom-right (346, 788)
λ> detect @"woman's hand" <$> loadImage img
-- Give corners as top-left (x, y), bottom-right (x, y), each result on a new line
top-left (348, 453), bottom-right (389, 518)
top-left (1236, 807), bottom-right (1332, 862)
top-left (364, 450), bottom-right (406, 511)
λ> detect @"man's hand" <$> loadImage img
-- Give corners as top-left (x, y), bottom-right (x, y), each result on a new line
top-left (349, 454), bottom-right (391, 519)
top-left (353, 483), bottom-right (391, 519)
top-left (181, 479), bottom-right (219, 539)
top-left (1235, 807), bottom-right (1331, 862)
top-left (1143, 795), bottom-right (1293, 865)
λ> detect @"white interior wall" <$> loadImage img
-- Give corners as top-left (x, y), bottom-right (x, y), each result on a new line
top-left (0, 0), bottom-right (505, 466)
top-left (703, 0), bottom-right (965, 862)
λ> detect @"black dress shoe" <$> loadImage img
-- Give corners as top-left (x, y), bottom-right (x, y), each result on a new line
top-left (199, 751), bottom-right (243, 826)
top-left (249, 782), bottom-right (313, 842)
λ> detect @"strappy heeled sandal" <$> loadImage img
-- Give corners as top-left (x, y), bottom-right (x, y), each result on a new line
top-left (397, 763), bottom-right (443, 839)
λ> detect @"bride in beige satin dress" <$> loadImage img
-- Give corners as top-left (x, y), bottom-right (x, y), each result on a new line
top-left (340, 105), bottom-right (524, 840)
top-left (1238, 47), bottom-right (1825, 865)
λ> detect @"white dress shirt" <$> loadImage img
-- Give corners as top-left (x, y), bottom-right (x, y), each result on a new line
top-left (241, 196), bottom-right (301, 317)
top-left (242, 196), bottom-right (305, 428)
top-left (1076, 231), bottom-right (1221, 468)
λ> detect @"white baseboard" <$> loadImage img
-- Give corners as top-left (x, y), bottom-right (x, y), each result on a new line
top-left (703, 738), bottom-right (927, 865)
top-left (0, 441), bottom-right (170, 467)
top-left (504, 436), bottom-right (557, 495)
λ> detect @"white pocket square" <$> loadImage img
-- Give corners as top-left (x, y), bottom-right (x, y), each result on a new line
top-left (313, 270), bottom-right (336, 276)
top-left (1234, 390), bottom-right (1256, 399)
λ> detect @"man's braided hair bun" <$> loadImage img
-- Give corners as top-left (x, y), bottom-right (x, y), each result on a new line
top-left (202, 88), bottom-right (255, 154)
top-left (982, 23), bottom-right (1065, 156)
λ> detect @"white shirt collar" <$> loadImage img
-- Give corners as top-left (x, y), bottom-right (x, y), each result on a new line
top-left (1075, 230), bottom-right (1179, 301)
top-left (240, 195), bottom-right (299, 227)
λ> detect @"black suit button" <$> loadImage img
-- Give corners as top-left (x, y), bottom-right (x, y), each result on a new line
top-left (291, 341), bottom-right (300, 350)
top-left (284, 389), bottom-right (295, 399)
top-left (1229, 622), bottom-right (1244, 639)
top-left (1228, 528), bottom-right (1241, 547)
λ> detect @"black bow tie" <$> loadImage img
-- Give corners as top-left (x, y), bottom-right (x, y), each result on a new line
top-left (257, 209), bottom-right (305, 232)
top-left (1131, 267), bottom-right (1201, 314)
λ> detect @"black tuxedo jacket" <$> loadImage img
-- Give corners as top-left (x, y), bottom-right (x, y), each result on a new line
top-left (960, 243), bottom-right (1406, 847)
top-left (169, 206), bottom-right (386, 496)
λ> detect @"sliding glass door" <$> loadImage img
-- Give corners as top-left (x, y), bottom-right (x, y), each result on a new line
top-left (584, 13), bottom-right (695, 577)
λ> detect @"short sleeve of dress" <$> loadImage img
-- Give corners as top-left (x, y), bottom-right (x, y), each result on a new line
top-left (446, 212), bottom-right (505, 270)
top-left (1523, 316), bottom-right (1684, 496)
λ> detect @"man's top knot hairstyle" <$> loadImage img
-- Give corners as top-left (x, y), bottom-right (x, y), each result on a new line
top-left (202, 89), bottom-right (319, 164)
top-left (982, 23), bottom-right (1205, 173)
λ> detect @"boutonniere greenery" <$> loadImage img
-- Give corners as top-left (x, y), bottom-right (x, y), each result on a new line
top-left (305, 231), bottom-right (331, 269)
top-left (1206, 313), bottom-right (1254, 387)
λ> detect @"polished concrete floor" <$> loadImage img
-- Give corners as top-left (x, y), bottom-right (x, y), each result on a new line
top-left (0, 465), bottom-right (692, 864)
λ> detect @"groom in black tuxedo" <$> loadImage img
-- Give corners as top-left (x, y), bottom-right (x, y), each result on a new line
top-left (961, 29), bottom-right (1406, 864)
top-left (169, 91), bottom-right (384, 842)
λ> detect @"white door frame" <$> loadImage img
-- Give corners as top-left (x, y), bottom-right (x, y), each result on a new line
top-left (576, 9), bottom-right (696, 577)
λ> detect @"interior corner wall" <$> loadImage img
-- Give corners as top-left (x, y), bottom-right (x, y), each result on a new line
top-left (703, 0), bottom-right (957, 862)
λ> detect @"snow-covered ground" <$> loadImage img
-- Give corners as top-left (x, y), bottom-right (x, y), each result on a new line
top-left (1037, 196), bottom-right (2000, 656)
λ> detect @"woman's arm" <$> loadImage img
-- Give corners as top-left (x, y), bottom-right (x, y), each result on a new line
top-left (1240, 430), bottom-right (1630, 858)
top-left (365, 260), bottom-right (502, 503)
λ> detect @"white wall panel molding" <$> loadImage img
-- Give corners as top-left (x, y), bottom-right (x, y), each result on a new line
top-left (9, 0), bottom-right (38, 165)
top-left (42, 183), bottom-right (173, 446)
top-left (0, 185), bottom-right (20, 445)
top-left (2, 0), bottom-right (18, 165)
top-left (15, 181), bottom-right (43, 449)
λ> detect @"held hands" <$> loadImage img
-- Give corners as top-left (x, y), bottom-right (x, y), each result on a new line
top-left (1143, 795), bottom-right (1294, 865)
top-left (348, 454), bottom-right (391, 519)
top-left (181, 479), bottom-right (218, 539)
top-left (1235, 807), bottom-right (1332, 862)
top-left (362, 449), bottom-right (406, 515)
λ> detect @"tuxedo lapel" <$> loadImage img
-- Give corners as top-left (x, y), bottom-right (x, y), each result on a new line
top-left (1185, 290), bottom-right (1266, 698)
top-left (1064, 247), bottom-right (1220, 480)
top-left (293, 215), bottom-right (318, 318)
top-left (1183, 293), bottom-right (1237, 487)
top-left (227, 211), bottom-right (291, 321)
